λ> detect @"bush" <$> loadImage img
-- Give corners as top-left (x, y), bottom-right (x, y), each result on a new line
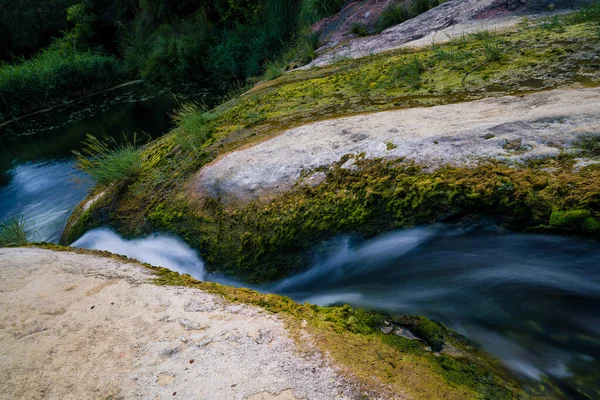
top-left (0, 47), bottom-right (126, 121)
top-left (376, 4), bottom-right (409, 32)
top-left (120, 10), bottom-right (212, 81)
top-left (350, 23), bottom-right (370, 37)
top-left (73, 134), bottom-right (142, 185)
top-left (0, 216), bottom-right (29, 247)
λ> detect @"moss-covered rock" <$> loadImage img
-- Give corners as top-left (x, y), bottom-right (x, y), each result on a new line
top-left (61, 18), bottom-right (600, 280)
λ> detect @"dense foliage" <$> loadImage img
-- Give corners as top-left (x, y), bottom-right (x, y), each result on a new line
top-left (0, 0), bottom-right (350, 120)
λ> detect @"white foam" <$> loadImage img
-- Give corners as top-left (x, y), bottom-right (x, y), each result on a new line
top-left (72, 228), bottom-right (205, 280)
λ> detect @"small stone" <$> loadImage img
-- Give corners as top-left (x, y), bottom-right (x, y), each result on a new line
top-left (503, 138), bottom-right (523, 150)
top-left (482, 133), bottom-right (495, 140)
top-left (425, 346), bottom-right (432, 352)
top-left (178, 318), bottom-right (205, 331)
top-left (179, 336), bottom-right (187, 343)
top-left (189, 359), bottom-right (195, 364)
top-left (301, 319), bottom-right (308, 328)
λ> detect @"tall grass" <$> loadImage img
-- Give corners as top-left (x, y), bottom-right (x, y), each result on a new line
top-left (0, 47), bottom-right (126, 121)
top-left (73, 133), bottom-right (142, 185)
top-left (0, 216), bottom-right (29, 247)
top-left (172, 103), bottom-right (220, 151)
top-left (568, 1), bottom-right (600, 24)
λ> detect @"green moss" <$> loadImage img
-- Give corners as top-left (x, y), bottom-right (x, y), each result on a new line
top-left (549, 209), bottom-right (593, 230)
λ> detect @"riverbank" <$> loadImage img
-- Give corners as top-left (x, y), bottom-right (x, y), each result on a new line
top-left (0, 246), bottom-right (523, 399)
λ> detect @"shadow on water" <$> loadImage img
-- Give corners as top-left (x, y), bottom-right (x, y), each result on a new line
top-left (73, 225), bottom-right (600, 398)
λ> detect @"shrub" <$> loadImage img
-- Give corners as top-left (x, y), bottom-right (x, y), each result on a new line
top-left (411, 0), bottom-right (439, 16)
top-left (0, 216), bottom-right (29, 247)
top-left (73, 133), bottom-right (142, 185)
top-left (376, 4), bottom-right (409, 32)
top-left (350, 23), bottom-right (370, 37)
top-left (0, 47), bottom-right (126, 121)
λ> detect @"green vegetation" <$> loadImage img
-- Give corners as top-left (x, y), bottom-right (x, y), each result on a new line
top-left (0, 47), bottom-right (126, 121)
top-left (0, 0), bottom-right (78, 60)
top-left (0, 0), bottom-right (346, 121)
top-left (376, 0), bottom-right (441, 33)
top-left (574, 134), bottom-right (600, 156)
top-left (73, 134), bottom-right (142, 186)
top-left (350, 23), bottom-right (370, 37)
top-left (0, 216), bottom-right (29, 247)
top-left (389, 56), bottom-right (424, 89)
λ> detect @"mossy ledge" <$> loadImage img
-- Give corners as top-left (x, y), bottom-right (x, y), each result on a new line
top-left (64, 158), bottom-right (600, 283)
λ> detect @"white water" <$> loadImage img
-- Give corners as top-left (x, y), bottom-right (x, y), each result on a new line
top-left (71, 225), bottom-right (600, 393)
top-left (73, 228), bottom-right (206, 280)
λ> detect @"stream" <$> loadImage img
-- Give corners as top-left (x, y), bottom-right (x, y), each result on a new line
top-left (1, 86), bottom-right (599, 398)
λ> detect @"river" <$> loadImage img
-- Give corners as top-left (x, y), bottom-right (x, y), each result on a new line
top-left (1, 85), bottom-right (599, 399)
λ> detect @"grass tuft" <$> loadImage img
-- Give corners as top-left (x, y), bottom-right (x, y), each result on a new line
top-left (377, 4), bottom-right (410, 32)
top-left (350, 23), bottom-right (370, 37)
top-left (0, 216), bottom-right (29, 247)
top-left (73, 134), bottom-right (142, 186)
top-left (482, 38), bottom-right (503, 61)
top-left (263, 60), bottom-right (286, 81)
top-left (390, 56), bottom-right (424, 89)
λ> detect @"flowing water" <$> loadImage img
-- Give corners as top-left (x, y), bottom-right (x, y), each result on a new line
top-left (73, 226), bottom-right (600, 398)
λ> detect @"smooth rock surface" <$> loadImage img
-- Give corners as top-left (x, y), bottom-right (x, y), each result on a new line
top-left (195, 87), bottom-right (600, 203)
top-left (0, 248), bottom-right (356, 400)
